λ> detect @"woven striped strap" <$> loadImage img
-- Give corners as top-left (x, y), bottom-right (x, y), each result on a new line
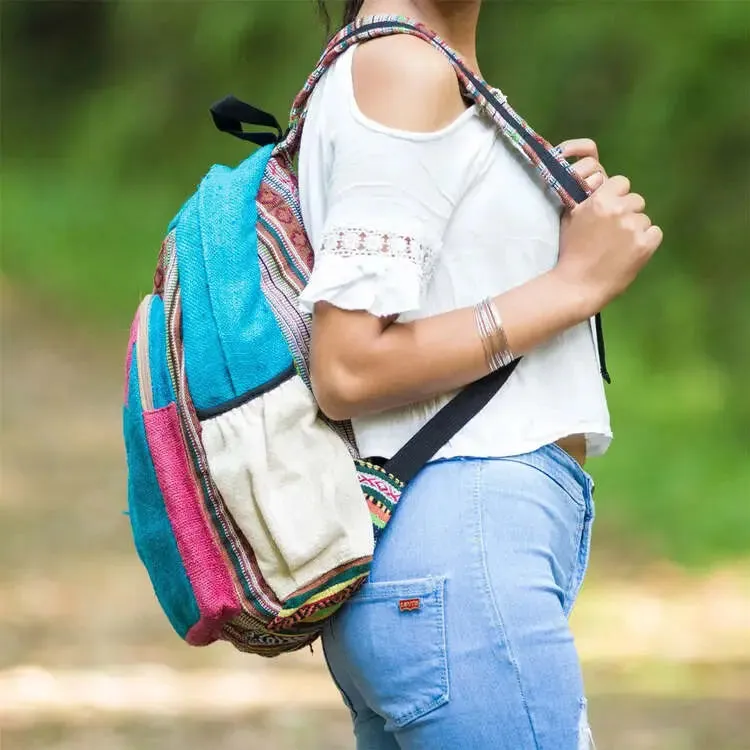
top-left (277, 15), bottom-right (592, 211)
top-left (276, 13), bottom-right (611, 391)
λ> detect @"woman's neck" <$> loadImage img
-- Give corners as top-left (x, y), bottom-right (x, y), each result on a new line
top-left (359, 0), bottom-right (481, 70)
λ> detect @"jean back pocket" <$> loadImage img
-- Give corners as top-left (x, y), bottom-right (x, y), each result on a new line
top-left (330, 576), bottom-right (450, 730)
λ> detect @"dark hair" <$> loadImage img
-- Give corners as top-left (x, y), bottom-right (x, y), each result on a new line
top-left (316, 1), bottom-right (365, 33)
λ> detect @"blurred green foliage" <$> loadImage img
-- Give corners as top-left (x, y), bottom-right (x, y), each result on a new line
top-left (1, 1), bottom-right (749, 566)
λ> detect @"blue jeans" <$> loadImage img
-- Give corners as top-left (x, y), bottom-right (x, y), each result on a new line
top-left (322, 444), bottom-right (596, 749)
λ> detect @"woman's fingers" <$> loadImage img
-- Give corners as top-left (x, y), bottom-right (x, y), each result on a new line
top-left (643, 225), bottom-right (664, 254)
top-left (628, 212), bottom-right (652, 233)
top-left (602, 175), bottom-right (631, 197)
top-left (559, 138), bottom-right (600, 163)
top-left (623, 192), bottom-right (646, 213)
top-left (571, 156), bottom-right (606, 190)
top-left (564, 146), bottom-right (608, 191)
top-left (585, 171), bottom-right (606, 191)
top-left (570, 156), bottom-right (599, 176)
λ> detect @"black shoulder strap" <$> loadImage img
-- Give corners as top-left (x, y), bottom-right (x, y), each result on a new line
top-left (384, 361), bottom-right (521, 483)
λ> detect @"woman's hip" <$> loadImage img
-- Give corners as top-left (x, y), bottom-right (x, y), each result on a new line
top-left (323, 444), bottom-right (597, 748)
top-left (370, 444), bottom-right (595, 605)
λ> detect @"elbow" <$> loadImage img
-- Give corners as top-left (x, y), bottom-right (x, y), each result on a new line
top-left (312, 362), bottom-right (369, 422)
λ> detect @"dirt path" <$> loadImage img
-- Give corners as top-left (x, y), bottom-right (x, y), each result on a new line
top-left (2, 286), bottom-right (749, 749)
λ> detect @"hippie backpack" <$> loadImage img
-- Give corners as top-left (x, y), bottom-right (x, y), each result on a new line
top-left (122, 15), bottom-right (609, 657)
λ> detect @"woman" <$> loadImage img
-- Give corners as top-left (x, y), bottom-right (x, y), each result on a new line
top-left (299, 1), bottom-right (662, 748)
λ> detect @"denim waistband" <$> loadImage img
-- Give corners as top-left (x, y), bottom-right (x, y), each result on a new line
top-left (426, 442), bottom-right (594, 503)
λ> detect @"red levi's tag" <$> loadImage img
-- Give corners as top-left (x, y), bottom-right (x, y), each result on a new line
top-left (399, 598), bottom-right (421, 613)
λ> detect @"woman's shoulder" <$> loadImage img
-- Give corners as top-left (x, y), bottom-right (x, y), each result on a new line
top-left (351, 35), bottom-right (468, 133)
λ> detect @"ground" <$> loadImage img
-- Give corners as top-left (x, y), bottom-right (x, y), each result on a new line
top-left (1, 286), bottom-right (748, 749)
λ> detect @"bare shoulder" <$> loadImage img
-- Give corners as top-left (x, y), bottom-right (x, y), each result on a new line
top-left (351, 35), bottom-right (466, 133)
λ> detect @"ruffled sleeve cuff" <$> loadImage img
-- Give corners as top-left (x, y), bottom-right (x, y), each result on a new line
top-left (298, 254), bottom-right (424, 317)
top-left (298, 228), bottom-right (438, 318)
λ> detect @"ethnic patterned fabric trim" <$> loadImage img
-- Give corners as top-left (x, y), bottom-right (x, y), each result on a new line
top-left (356, 459), bottom-right (405, 540)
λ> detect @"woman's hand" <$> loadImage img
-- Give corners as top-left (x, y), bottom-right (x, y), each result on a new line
top-left (556, 138), bottom-right (662, 314)
top-left (559, 138), bottom-right (608, 192)
top-left (557, 174), bottom-right (663, 315)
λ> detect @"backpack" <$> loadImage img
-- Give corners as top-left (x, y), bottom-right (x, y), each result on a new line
top-left (122, 16), bottom-right (609, 657)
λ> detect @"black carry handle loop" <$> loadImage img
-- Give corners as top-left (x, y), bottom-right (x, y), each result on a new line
top-left (210, 95), bottom-right (283, 147)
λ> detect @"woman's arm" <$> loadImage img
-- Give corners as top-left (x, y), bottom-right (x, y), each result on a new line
top-left (310, 37), bottom-right (662, 421)
top-left (311, 271), bottom-right (589, 420)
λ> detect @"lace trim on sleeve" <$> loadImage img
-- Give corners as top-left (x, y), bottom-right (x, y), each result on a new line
top-left (318, 228), bottom-right (436, 279)
top-left (299, 227), bottom-right (440, 317)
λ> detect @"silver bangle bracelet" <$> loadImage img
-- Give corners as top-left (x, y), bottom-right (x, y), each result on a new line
top-left (474, 297), bottom-right (515, 372)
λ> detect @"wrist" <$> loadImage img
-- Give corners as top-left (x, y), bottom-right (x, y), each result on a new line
top-left (544, 268), bottom-right (601, 323)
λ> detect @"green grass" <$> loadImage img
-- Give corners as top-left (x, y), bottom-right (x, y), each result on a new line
top-left (2, 168), bottom-right (184, 328)
top-left (593, 341), bottom-right (750, 565)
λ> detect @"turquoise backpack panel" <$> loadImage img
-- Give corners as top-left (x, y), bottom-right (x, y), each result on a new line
top-left (177, 145), bottom-right (294, 413)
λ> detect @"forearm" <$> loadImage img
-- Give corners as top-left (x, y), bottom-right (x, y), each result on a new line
top-left (311, 269), bottom-right (592, 420)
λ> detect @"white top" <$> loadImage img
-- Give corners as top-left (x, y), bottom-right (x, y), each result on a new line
top-left (298, 46), bottom-right (612, 461)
